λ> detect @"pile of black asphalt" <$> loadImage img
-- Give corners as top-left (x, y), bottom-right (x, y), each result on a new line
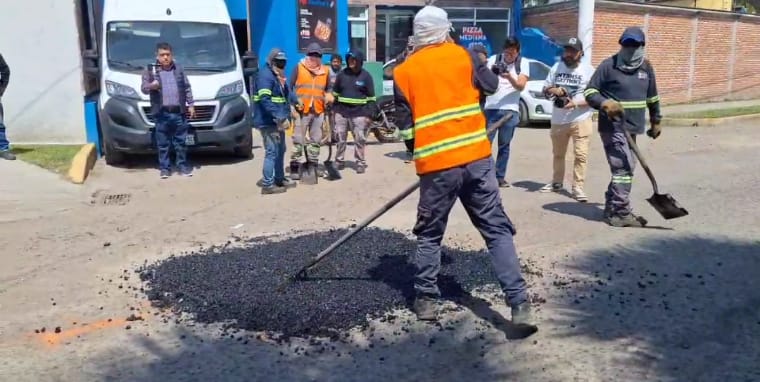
top-left (137, 227), bottom-right (532, 340)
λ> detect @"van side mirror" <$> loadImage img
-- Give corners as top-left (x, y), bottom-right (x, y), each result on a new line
top-left (82, 49), bottom-right (100, 76)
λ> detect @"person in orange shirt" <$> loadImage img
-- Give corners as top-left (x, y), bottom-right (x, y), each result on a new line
top-left (288, 43), bottom-right (334, 174)
top-left (393, 5), bottom-right (536, 331)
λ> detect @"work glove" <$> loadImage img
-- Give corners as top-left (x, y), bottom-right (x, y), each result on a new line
top-left (276, 118), bottom-right (291, 132)
top-left (601, 99), bottom-right (624, 120)
top-left (647, 122), bottom-right (662, 139)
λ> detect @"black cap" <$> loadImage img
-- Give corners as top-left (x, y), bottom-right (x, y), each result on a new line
top-left (561, 37), bottom-right (583, 51)
top-left (619, 26), bottom-right (646, 45)
top-left (470, 43), bottom-right (488, 56)
top-left (306, 42), bottom-right (323, 56)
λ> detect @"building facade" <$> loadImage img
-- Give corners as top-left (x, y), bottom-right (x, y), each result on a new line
top-left (347, 0), bottom-right (515, 62)
top-left (524, 0), bottom-right (760, 104)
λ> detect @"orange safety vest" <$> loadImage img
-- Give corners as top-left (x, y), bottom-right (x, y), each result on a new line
top-left (394, 43), bottom-right (490, 175)
top-left (294, 63), bottom-right (330, 114)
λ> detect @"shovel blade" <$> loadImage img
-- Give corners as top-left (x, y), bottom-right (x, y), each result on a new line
top-left (289, 161), bottom-right (301, 180)
top-left (323, 160), bottom-right (342, 180)
top-left (299, 161), bottom-right (319, 185)
top-left (647, 193), bottom-right (689, 220)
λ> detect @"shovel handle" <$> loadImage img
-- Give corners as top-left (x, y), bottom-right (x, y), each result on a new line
top-left (616, 118), bottom-right (660, 195)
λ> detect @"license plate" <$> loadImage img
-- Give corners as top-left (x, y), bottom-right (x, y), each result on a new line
top-left (185, 134), bottom-right (195, 146)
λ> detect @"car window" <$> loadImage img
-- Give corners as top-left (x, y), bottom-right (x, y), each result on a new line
top-left (383, 60), bottom-right (398, 80)
top-left (529, 61), bottom-right (550, 81)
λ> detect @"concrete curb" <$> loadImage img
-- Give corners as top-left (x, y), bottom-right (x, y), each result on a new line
top-left (661, 113), bottom-right (760, 127)
top-left (67, 143), bottom-right (97, 184)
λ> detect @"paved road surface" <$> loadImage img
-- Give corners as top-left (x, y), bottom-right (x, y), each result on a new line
top-left (0, 123), bottom-right (758, 382)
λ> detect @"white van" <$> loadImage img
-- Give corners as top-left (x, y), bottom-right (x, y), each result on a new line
top-left (92, 0), bottom-right (256, 165)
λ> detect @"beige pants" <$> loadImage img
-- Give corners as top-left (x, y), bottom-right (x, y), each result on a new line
top-left (550, 117), bottom-right (593, 189)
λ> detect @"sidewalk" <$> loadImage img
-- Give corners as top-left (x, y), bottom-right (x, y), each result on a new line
top-left (661, 99), bottom-right (760, 115)
top-left (0, 159), bottom-right (85, 223)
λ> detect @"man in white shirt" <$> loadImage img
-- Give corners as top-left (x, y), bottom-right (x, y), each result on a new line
top-left (483, 37), bottom-right (530, 188)
top-left (540, 37), bottom-right (595, 202)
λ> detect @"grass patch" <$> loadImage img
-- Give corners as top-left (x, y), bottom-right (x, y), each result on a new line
top-left (668, 105), bottom-right (760, 119)
top-left (10, 144), bottom-right (81, 174)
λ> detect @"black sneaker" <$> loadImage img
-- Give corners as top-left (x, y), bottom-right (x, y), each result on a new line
top-left (277, 178), bottom-right (297, 189)
top-left (0, 151), bottom-right (16, 160)
top-left (261, 185), bottom-right (287, 195)
top-left (160, 170), bottom-right (171, 179)
top-left (498, 179), bottom-right (511, 188)
top-left (511, 302), bottom-right (536, 327)
top-left (413, 295), bottom-right (438, 321)
top-left (607, 213), bottom-right (648, 228)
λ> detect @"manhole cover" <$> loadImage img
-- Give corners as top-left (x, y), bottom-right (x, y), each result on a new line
top-left (91, 190), bottom-right (132, 206)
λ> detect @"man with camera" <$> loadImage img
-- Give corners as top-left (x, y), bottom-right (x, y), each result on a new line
top-left (483, 37), bottom-right (530, 188)
top-left (540, 37), bottom-right (595, 202)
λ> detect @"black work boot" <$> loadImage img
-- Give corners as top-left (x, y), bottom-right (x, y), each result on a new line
top-left (261, 185), bottom-right (287, 195)
top-left (413, 295), bottom-right (438, 321)
top-left (498, 179), bottom-right (511, 188)
top-left (511, 302), bottom-right (536, 327)
top-left (608, 213), bottom-right (648, 228)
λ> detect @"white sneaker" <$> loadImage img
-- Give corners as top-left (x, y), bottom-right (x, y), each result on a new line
top-left (573, 187), bottom-right (588, 203)
top-left (539, 183), bottom-right (563, 193)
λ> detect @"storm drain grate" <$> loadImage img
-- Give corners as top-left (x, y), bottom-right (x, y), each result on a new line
top-left (91, 191), bottom-right (132, 206)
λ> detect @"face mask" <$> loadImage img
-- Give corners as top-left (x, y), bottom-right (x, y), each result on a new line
top-left (273, 60), bottom-right (286, 69)
top-left (618, 46), bottom-right (645, 69)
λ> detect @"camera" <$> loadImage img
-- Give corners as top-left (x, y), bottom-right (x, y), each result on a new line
top-left (491, 61), bottom-right (508, 75)
top-left (553, 96), bottom-right (571, 108)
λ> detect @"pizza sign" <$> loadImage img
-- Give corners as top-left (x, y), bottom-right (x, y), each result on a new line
top-left (457, 26), bottom-right (492, 55)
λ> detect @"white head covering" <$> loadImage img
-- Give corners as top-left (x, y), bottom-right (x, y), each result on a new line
top-left (412, 6), bottom-right (453, 47)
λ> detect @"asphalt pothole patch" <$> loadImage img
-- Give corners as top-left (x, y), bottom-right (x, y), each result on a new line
top-left (136, 228), bottom-right (546, 342)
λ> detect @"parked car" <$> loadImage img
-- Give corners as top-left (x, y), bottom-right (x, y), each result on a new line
top-left (381, 57), bottom-right (554, 127)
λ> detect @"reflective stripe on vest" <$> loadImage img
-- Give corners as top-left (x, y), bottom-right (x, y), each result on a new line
top-left (253, 88), bottom-right (286, 103)
top-left (295, 64), bottom-right (329, 114)
top-left (393, 42), bottom-right (491, 175)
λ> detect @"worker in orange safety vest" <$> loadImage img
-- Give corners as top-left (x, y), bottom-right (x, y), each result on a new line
top-left (392, 5), bottom-right (537, 331)
top-left (288, 42), bottom-right (334, 176)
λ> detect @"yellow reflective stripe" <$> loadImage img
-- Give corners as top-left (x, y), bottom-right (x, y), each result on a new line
top-left (295, 84), bottom-right (326, 90)
top-left (619, 101), bottom-right (647, 109)
top-left (337, 97), bottom-right (368, 105)
top-left (414, 130), bottom-right (488, 160)
top-left (367, 96), bottom-right (376, 101)
top-left (414, 103), bottom-right (482, 131)
top-left (584, 88), bottom-right (599, 97)
top-left (612, 175), bottom-right (633, 184)
top-left (258, 89), bottom-right (273, 96)
top-left (399, 128), bottom-right (414, 140)
top-left (647, 95), bottom-right (660, 104)
top-left (252, 95), bottom-right (260, 101)
top-left (271, 97), bottom-right (286, 103)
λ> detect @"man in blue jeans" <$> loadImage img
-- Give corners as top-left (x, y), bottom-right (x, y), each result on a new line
top-left (141, 42), bottom-right (196, 179)
top-left (0, 52), bottom-right (15, 160)
top-left (483, 37), bottom-right (530, 187)
top-left (253, 48), bottom-right (300, 195)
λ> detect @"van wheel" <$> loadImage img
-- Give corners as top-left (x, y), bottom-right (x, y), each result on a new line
top-left (518, 100), bottom-right (530, 127)
top-left (233, 129), bottom-right (254, 159)
top-left (103, 139), bottom-right (126, 166)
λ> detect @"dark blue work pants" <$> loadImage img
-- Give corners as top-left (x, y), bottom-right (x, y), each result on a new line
top-left (412, 156), bottom-right (528, 307)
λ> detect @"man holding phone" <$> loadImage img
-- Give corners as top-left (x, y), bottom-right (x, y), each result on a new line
top-left (141, 42), bottom-right (196, 179)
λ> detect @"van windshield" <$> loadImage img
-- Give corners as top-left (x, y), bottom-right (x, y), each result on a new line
top-left (106, 21), bottom-right (236, 73)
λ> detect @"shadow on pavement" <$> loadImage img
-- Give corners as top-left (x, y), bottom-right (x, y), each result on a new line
top-left (553, 235), bottom-right (760, 381)
top-left (511, 180), bottom-right (546, 192)
top-left (110, 149), bottom-right (260, 172)
top-left (543, 201), bottom-right (605, 222)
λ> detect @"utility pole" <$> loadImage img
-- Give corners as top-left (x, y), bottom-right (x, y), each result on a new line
top-left (578, 0), bottom-right (594, 66)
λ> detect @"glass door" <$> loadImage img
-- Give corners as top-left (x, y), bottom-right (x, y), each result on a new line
top-left (376, 9), bottom-right (415, 63)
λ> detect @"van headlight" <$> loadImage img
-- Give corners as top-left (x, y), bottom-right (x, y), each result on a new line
top-left (217, 80), bottom-right (244, 98)
top-left (105, 81), bottom-right (139, 99)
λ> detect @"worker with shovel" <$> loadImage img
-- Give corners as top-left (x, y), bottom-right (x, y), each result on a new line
top-left (393, 5), bottom-right (536, 329)
top-left (288, 43), bottom-right (334, 180)
top-left (584, 26), bottom-right (663, 227)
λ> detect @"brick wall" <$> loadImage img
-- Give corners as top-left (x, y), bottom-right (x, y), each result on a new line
top-left (523, 1), bottom-right (760, 104)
